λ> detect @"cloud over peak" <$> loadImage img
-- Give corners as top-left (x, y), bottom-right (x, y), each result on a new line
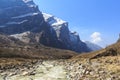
top-left (90, 32), bottom-right (102, 44)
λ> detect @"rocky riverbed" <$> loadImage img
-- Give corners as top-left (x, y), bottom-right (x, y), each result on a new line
top-left (0, 60), bottom-right (68, 80)
top-left (0, 56), bottom-right (120, 80)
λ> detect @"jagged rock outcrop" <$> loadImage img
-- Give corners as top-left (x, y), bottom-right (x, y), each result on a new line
top-left (0, 0), bottom-right (91, 53)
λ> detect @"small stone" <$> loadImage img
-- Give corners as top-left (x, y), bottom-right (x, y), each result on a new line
top-left (29, 71), bottom-right (36, 75)
top-left (85, 71), bottom-right (89, 74)
top-left (82, 69), bottom-right (86, 74)
top-left (90, 72), bottom-right (94, 75)
top-left (106, 78), bottom-right (112, 80)
top-left (21, 71), bottom-right (29, 76)
top-left (99, 71), bottom-right (105, 74)
top-left (84, 78), bottom-right (90, 80)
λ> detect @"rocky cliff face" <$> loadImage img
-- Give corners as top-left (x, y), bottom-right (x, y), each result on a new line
top-left (0, 0), bottom-right (91, 53)
top-left (0, 0), bottom-right (60, 48)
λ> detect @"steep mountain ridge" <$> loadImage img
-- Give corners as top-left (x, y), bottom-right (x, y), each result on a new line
top-left (43, 13), bottom-right (91, 52)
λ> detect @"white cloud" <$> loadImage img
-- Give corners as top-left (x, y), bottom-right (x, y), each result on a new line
top-left (90, 32), bottom-right (102, 44)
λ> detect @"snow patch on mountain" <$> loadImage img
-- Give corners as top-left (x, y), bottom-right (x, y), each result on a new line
top-left (0, 25), bottom-right (5, 28)
top-left (42, 13), bottom-right (53, 20)
top-left (12, 12), bottom-right (39, 19)
top-left (6, 20), bottom-right (28, 25)
top-left (27, 4), bottom-right (37, 8)
top-left (42, 13), bottom-right (67, 27)
top-left (23, 0), bottom-right (33, 3)
top-left (10, 31), bottom-right (31, 43)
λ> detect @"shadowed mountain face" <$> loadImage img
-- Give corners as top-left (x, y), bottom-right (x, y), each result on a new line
top-left (0, 0), bottom-right (91, 53)
top-left (0, 0), bottom-right (44, 33)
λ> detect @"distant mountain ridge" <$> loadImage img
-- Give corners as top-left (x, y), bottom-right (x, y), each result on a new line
top-left (0, 0), bottom-right (91, 53)
top-left (85, 41), bottom-right (102, 51)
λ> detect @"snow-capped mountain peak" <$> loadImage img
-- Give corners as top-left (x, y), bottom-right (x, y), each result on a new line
top-left (42, 13), bottom-right (91, 52)
top-left (42, 13), bottom-right (67, 27)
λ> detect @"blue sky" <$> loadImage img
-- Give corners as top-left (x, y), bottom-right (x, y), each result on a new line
top-left (33, 0), bottom-right (120, 47)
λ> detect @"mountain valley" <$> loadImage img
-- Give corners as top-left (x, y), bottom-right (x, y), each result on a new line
top-left (0, 0), bottom-right (119, 80)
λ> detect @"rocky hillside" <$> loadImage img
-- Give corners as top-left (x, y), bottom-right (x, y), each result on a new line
top-left (0, 0), bottom-right (91, 53)
top-left (67, 40), bottom-right (120, 80)
top-left (72, 41), bottom-right (120, 59)
top-left (67, 56), bottom-right (120, 80)
top-left (0, 34), bottom-right (76, 59)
